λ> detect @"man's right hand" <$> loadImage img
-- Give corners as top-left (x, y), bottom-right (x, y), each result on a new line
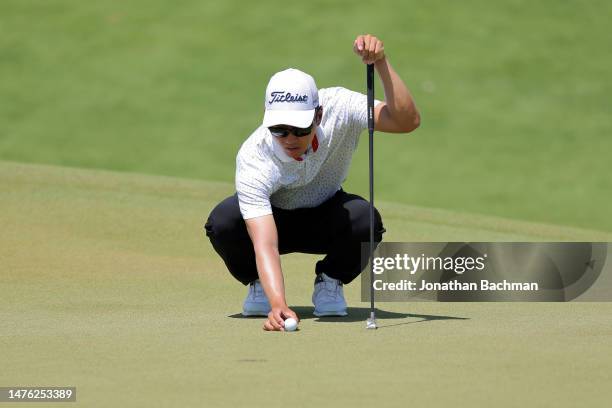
top-left (263, 306), bottom-right (299, 331)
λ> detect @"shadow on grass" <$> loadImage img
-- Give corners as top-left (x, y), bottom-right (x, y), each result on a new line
top-left (229, 306), bottom-right (469, 328)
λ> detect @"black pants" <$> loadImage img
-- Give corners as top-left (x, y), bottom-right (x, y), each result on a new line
top-left (204, 190), bottom-right (385, 285)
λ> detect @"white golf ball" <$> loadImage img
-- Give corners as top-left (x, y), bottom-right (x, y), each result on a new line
top-left (284, 318), bottom-right (298, 332)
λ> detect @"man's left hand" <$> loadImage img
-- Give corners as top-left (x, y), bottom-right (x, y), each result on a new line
top-left (353, 34), bottom-right (385, 65)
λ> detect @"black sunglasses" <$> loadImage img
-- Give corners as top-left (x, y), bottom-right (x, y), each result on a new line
top-left (268, 106), bottom-right (321, 138)
top-left (268, 123), bottom-right (314, 138)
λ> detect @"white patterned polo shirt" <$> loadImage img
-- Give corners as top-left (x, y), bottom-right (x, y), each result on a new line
top-left (235, 86), bottom-right (381, 220)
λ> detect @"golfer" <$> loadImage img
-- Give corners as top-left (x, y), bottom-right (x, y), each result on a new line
top-left (205, 34), bottom-right (420, 331)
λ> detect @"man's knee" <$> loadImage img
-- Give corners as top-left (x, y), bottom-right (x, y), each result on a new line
top-left (341, 198), bottom-right (385, 241)
top-left (204, 195), bottom-right (247, 243)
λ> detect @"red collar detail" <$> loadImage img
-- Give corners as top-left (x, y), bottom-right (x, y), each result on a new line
top-left (292, 134), bottom-right (318, 162)
top-left (312, 134), bottom-right (319, 152)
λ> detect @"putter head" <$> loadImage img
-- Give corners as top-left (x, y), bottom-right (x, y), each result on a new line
top-left (366, 311), bottom-right (377, 330)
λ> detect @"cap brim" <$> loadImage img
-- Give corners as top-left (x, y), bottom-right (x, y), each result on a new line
top-left (263, 109), bottom-right (315, 128)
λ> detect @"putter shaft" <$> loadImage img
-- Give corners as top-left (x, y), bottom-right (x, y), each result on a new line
top-left (367, 64), bottom-right (376, 325)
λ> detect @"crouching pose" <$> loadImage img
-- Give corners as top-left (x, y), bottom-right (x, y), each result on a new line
top-left (205, 34), bottom-right (420, 331)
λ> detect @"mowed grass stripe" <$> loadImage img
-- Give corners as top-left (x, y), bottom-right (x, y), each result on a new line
top-left (3, 160), bottom-right (611, 247)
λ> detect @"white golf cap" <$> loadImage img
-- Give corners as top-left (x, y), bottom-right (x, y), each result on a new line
top-left (263, 68), bottom-right (319, 128)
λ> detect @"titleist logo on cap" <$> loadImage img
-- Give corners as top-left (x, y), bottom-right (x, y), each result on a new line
top-left (268, 91), bottom-right (308, 104)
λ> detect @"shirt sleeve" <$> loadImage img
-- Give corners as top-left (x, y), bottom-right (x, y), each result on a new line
top-left (235, 151), bottom-right (276, 220)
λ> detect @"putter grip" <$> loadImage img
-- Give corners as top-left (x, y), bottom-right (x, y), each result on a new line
top-left (367, 64), bottom-right (374, 131)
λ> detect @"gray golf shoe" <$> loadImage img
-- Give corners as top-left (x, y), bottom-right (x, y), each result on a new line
top-left (242, 280), bottom-right (271, 316)
top-left (312, 273), bottom-right (348, 316)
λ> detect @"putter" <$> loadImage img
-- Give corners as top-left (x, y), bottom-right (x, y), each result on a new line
top-left (366, 63), bottom-right (377, 330)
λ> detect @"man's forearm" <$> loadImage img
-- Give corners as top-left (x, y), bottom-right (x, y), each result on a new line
top-left (374, 57), bottom-right (420, 129)
top-left (253, 244), bottom-right (287, 308)
top-left (245, 215), bottom-right (288, 308)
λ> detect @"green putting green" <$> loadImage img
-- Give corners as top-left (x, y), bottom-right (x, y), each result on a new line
top-left (2, 161), bottom-right (611, 407)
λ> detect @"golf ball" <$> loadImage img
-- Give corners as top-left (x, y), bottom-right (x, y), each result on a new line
top-left (284, 318), bottom-right (298, 332)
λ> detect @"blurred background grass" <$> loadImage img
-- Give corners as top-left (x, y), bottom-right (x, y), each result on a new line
top-left (1, 0), bottom-right (610, 231)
